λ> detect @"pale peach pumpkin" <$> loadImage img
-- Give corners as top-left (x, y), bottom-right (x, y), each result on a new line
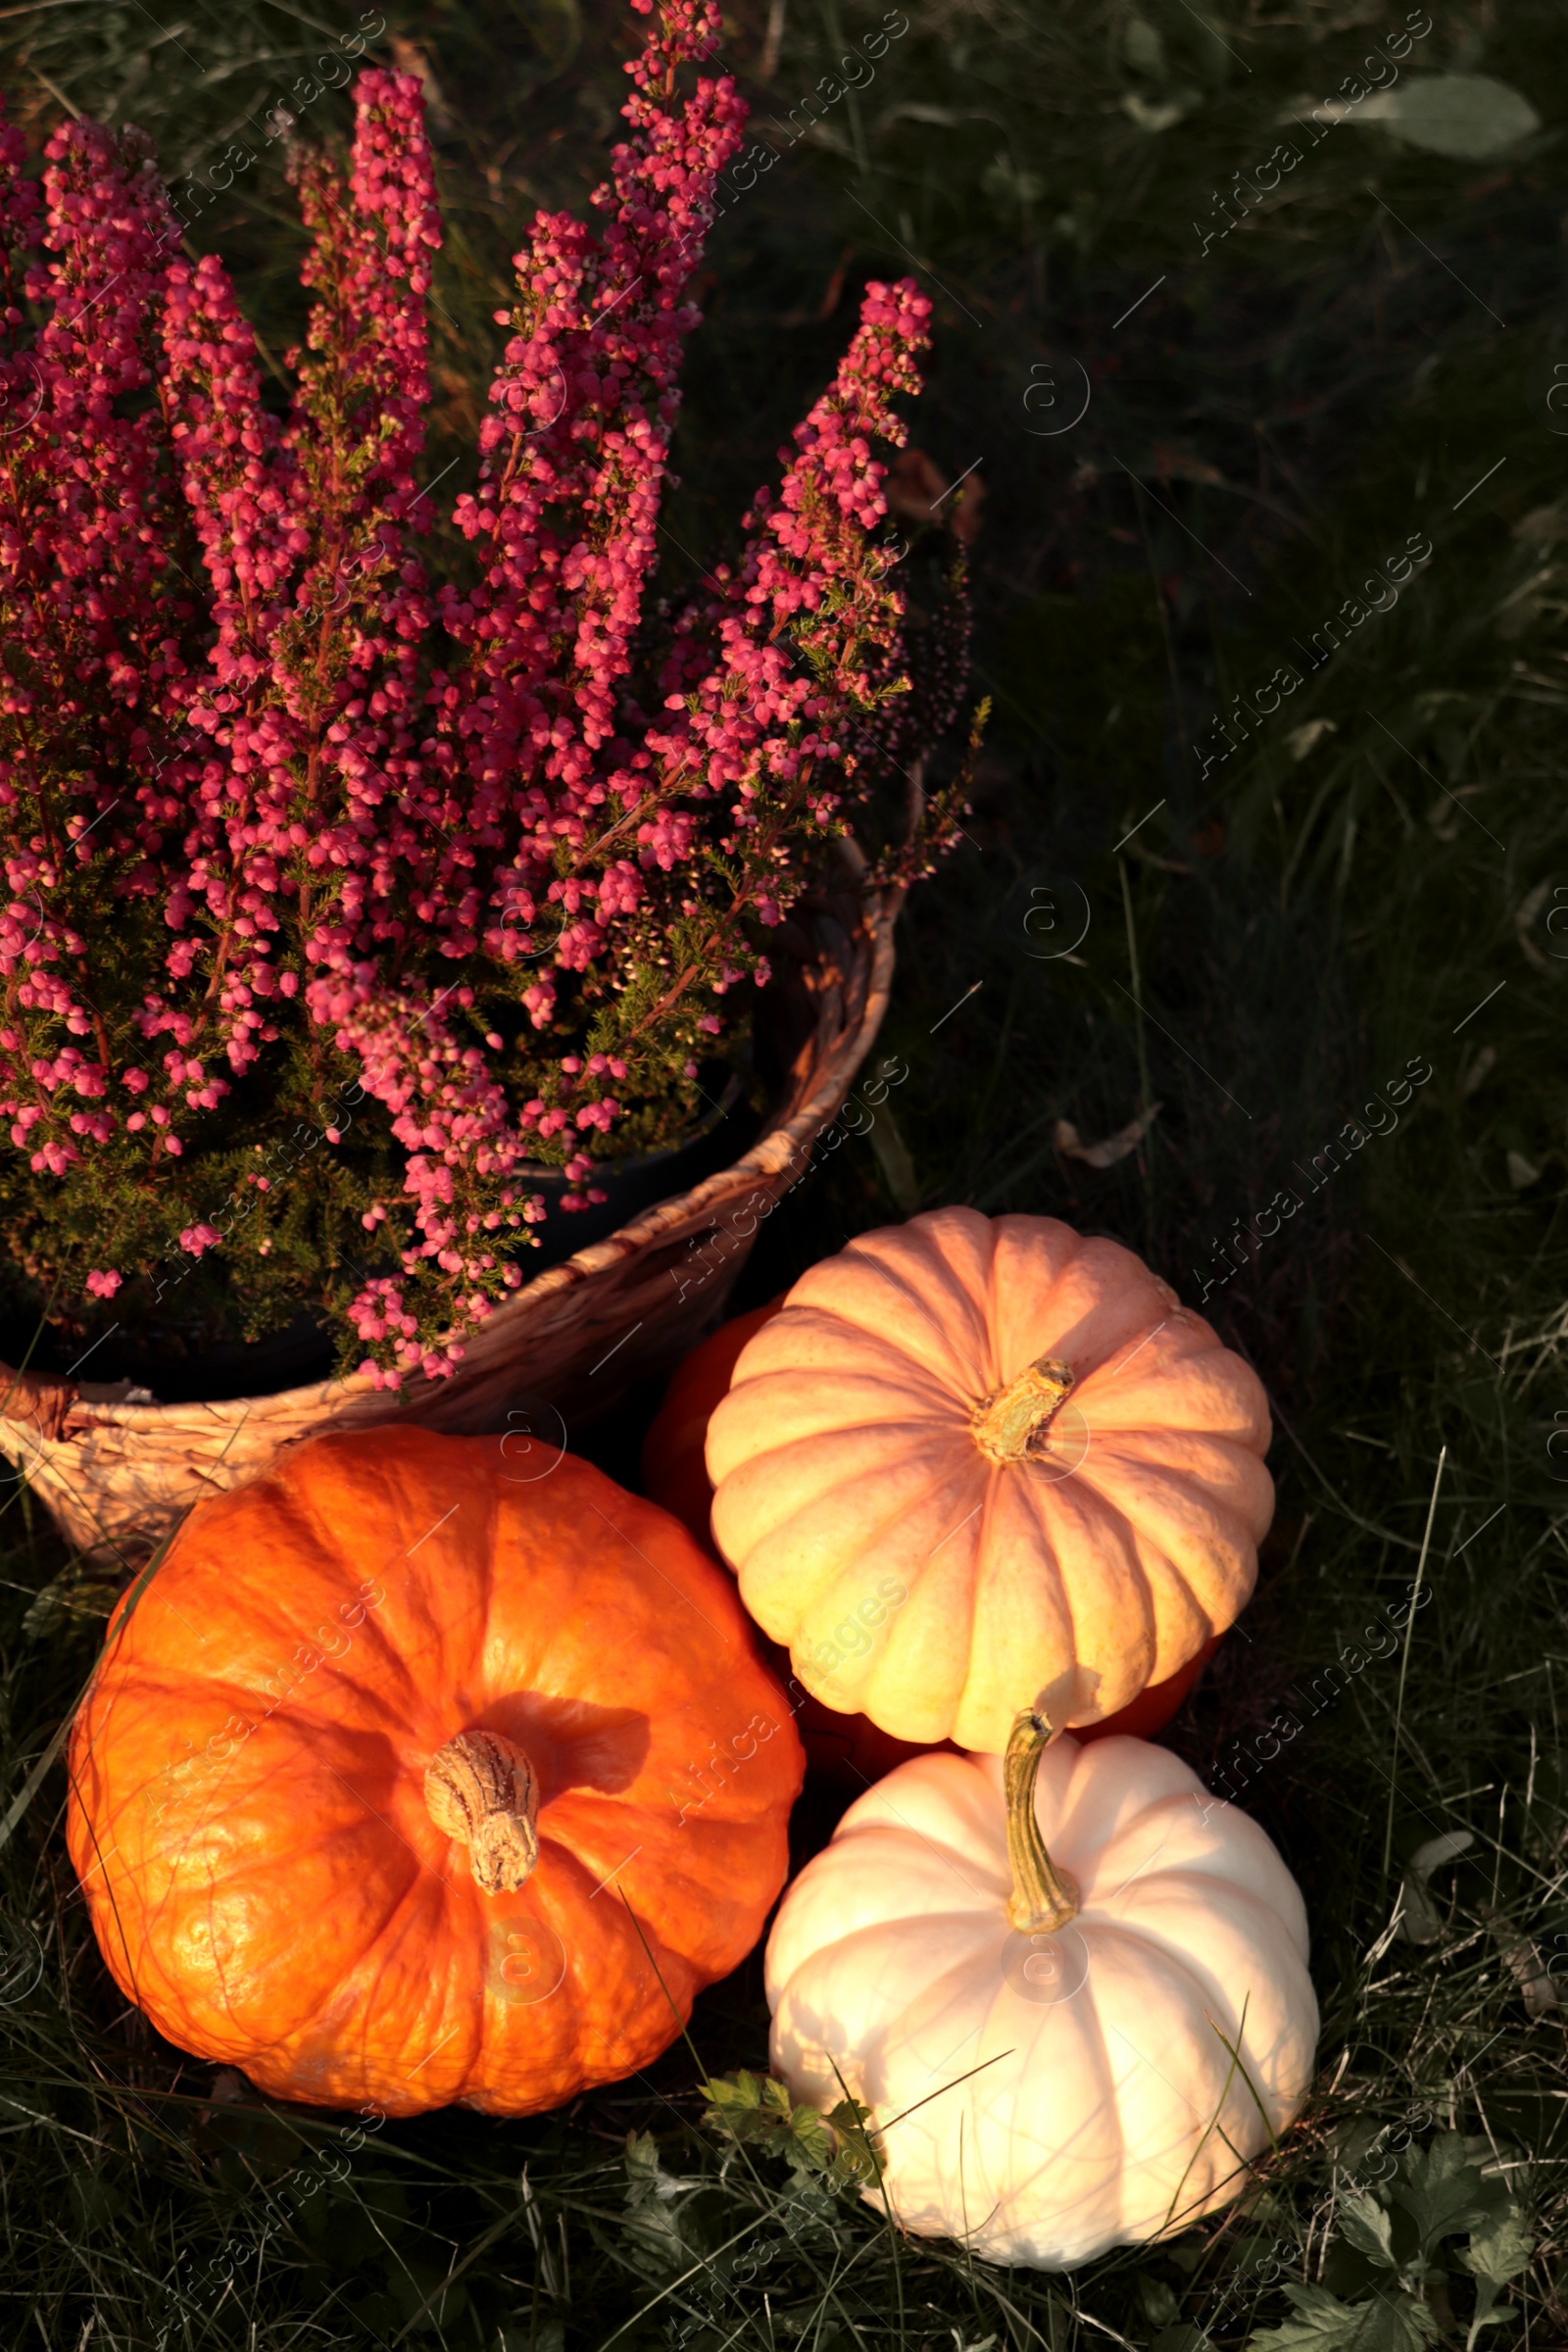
top-left (705, 1207), bottom-right (1273, 1751)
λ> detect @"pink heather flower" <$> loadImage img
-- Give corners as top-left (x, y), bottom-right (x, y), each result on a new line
top-left (0, 3), bottom-right (964, 1376)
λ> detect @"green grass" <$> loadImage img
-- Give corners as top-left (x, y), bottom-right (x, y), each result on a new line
top-left (2, 0), bottom-right (1568, 2342)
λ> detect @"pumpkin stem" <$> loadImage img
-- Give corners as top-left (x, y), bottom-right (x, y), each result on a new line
top-left (1004, 1708), bottom-right (1080, 1934)
top-left (424, 1729), bottom-right (539, 1895)
top-left (971, 1354), bottom-right (1076, 1466)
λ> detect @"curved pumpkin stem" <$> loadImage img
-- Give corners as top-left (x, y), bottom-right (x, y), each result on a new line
top-left (971, 1355), bottom-right (1076, 1465)
top-left (1004, 1708), bottom-right (1080, 1934)
top-left (425, 1729), bottom-right (539, 1894)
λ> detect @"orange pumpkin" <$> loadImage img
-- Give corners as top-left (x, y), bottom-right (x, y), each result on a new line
top-left (641, 1298), bottom-right (784, 1549)
top-left (67, 1429), bottom-right (804, 2116)
top-left (1072, 1632), bottom-right (1223, 1743)
top-left (706, 1207), bottom-right (1272, 1752)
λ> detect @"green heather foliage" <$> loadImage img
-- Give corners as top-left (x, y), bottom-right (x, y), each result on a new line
top-left (0, 0), bottom-right (1564, 2344)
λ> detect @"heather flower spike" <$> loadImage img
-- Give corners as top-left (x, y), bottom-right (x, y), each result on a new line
top-left (0, 0), bottom-right (973, 1384)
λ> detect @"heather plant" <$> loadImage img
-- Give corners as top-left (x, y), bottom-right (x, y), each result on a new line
top-left (0, 0), bottom-right (970, 1387)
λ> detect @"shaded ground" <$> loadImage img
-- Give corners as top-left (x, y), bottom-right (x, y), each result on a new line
top-left (1, 0), bottom-right (1567, 2344)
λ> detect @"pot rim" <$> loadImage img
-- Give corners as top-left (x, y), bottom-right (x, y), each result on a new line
top-left (0, 875), bottom-right (901, 1561)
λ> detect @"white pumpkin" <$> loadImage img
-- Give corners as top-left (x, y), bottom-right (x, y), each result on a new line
top-left (766, 1715), bottom-right (1317, 2268)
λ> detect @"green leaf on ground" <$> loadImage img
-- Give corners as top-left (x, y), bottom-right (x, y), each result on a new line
top-left (1249, 2279), bottom-right (1439, 2350)
top-left (1387, 2136), bottom-right (1502, 2257)
top-left (620, 2132), bottom-right (710, 2279)
top-left (1460, 2200), bottom-right (1535, 2346)
top-left (1339, 2192), bottom-right (1399, 2270)
top-left (699, 2071), bottom-right (883, 2189)
top-left (1461, 2200), bottom-right (1534, 2286)
top-left (1355, 73), bottom-right (1541, 159)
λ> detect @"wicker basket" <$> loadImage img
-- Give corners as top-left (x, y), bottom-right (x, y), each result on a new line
top-left (0, 883), bottom-right (899, 1563)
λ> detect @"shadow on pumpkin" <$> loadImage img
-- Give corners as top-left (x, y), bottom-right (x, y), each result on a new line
top-left (475, 1695), bottom-right (652, 1807)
